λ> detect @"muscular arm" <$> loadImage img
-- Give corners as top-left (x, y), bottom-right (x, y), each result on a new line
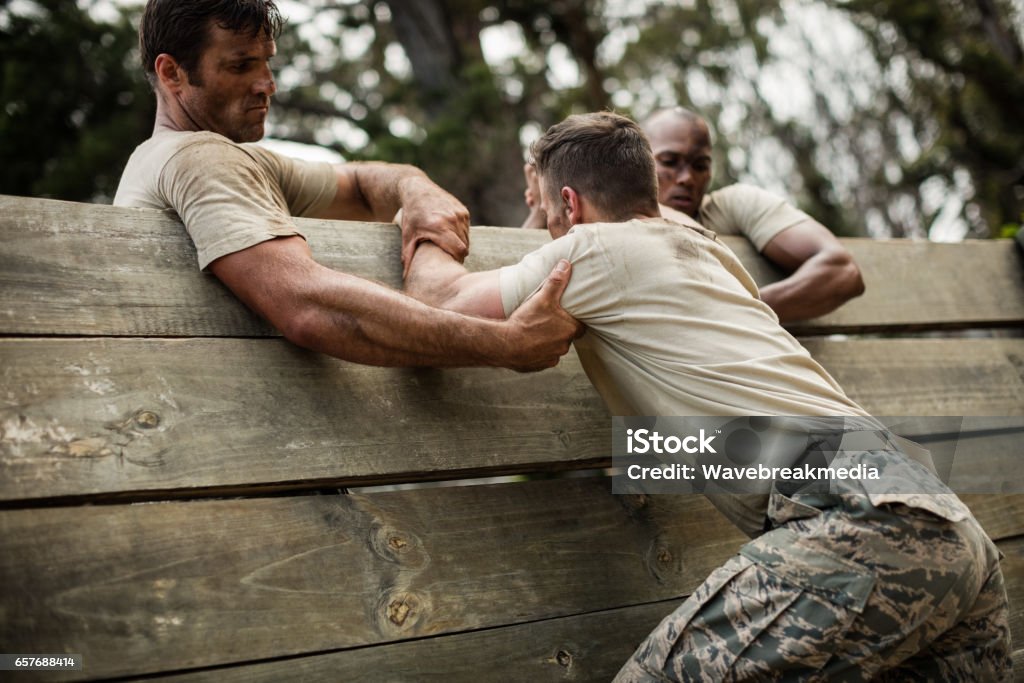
top-left (759, 220), bottom-right (865, 322)
top-left (404, 242), bottom-right (505, 319)
top-left (318, 161), bottom-right (471, 272)
top-left (209, 236), bottom-right (578, 370)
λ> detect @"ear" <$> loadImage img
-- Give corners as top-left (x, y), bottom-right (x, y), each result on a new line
top-left (561, 186), bottom-right (585, 226)
top-left (154, 53), bottom-right (187, 93)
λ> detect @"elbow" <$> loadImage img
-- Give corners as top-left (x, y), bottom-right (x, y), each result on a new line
top-left (275, 304), bottom-right (327, 352)
top-left (820, 248), bottom-right (864, 305)
top-left (836, 253), bottom-right (865, 302)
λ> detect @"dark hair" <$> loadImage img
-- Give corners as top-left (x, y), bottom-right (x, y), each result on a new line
top-left (140, 0), bottom-right (284, 87)
top-left (529, 112), bottom-right (660, 220)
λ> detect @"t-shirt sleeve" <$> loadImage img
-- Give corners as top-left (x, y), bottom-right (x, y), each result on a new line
top-left (498, 228), bottom-right (618, 322)
top-left (159, 139), bottom-right (325, 271)
top-left (700, 184), bottom-right (812, 252)
top-left (243, 144), bottom-right (338, 217)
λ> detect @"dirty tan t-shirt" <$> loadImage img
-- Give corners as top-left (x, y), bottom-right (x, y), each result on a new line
top-left (696, 183), bottom-right (814, 251)
top-left (498, 218), bottom-right (942, 536)
top-left (114, 131), bottom-right (337, 270)
top-left (500, 217), bottom-right (868, 418)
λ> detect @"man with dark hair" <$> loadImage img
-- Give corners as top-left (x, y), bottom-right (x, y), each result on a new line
top-left (522, 106), bottom-right (865, 323)
top-left (404, 111), bottom-right (1010, 680)
top-left (115, 0), bottom-right (580, 371)
top-left (645, 106), bottom-right (865, 322)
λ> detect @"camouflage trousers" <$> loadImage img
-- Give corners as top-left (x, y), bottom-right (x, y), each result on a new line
top-left (614, 492), bottom-right (1011, 682)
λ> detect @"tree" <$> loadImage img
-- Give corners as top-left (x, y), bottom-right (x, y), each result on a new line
top-left (0, 0), bottom-right (153, 202)
top-left (3, 0), bottom-right (1020, 237)
top-left (831, 0), bottom-right (1024, 237)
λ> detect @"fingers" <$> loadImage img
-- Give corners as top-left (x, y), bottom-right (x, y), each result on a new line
top-left (538, 259), bottom-right (572, 304)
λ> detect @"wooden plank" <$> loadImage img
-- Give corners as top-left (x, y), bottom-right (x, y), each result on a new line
top-left (0, 479), bottom-right (747, 680)
top-left (806, 338), bottom-right (1024, 417)
top-left (21, 517), bottom-right (1024, 683)
top-left (0, 338), bottom-right (608, 502)
top-left (136, 534), bottom-right (1024, 683)
top-left (140, 600), bottom-right (680, 682)
top-left (2, 195), bottom-right (1022, 338)
top-left (3, 337), bottom-right (1023, 502)
top-left (753, 237), bottom-right (1024, 335)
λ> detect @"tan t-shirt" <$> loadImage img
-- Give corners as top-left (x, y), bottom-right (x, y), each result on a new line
top-left (698, 183), bottom-right (813, 251)
top-left (500, 217), bottom-right (868, 418)
top-left (114, 131), bottom-right (338, 270)
top-left (497, 218), bottom-right (968, 536)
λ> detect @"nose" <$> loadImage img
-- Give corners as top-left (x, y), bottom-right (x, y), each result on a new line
top-left (254, 64), bottom-right (276, 97)
top-left (675, 165), bottom-right (693, 185)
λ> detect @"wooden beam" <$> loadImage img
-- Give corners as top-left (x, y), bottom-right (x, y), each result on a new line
top-left (0, 479), bottom-right (745, 680)
top-left (2, 196), bottom-right (1022, 338)
top-left (141, 600), bottom-right (681, 682)
top-left (1, 481), bottom-right (1020, 681)
top-left (2, 337), bottom-right (1021, 502)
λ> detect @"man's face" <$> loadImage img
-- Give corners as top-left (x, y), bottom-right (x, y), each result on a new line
top-left (176, 23), bottom-right (277, 143)
top-left (647, 117), bottom-right (712, 218)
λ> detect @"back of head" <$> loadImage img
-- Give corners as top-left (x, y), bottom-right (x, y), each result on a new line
top-left (530, 112), bottom-right (660, 220)
top-left (140, 0), bottom-right (284, 87)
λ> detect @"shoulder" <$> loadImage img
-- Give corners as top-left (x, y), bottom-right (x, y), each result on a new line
top-left (703, 183), bottom-right (788, 211)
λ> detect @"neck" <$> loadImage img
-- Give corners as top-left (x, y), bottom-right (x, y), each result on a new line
top-left (586, 207), bottom-right (660, 224)
top-left (152, 90), bottom-right (200, 136)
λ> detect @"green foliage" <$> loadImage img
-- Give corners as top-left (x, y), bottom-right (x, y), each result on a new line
top-left (0, 1), bottom-right (154, 202)
top-left (1, 0), bottom-right (1020, 235)
top-left (830, 0), bottom-right (1024, 236)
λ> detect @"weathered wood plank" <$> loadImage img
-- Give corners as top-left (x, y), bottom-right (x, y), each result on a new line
top-left (2, 195), bottom-right (1022, 338)
top-left (139, 531), bottom-right (1024, 683)
top-left (2, 337), bottom-right (1022, 502)
top-left (140, 600), bottom-right (680, 682)
top-left (804, 338), bottom-right (1024, 417)
top-left (136, 534), bottom-right (1024, 683)
top-left (0, 479), bottom-right (747, 680)
top-left (0, 338), bottom-right (606, 501)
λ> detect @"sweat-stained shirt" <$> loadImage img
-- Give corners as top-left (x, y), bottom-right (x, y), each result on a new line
top-left (114, 131), bottom-right (337, 270)
top-left (498, 216), bottom-right (968, 535)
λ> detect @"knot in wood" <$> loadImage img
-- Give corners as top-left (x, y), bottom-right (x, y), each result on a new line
top-left (386, 593), bottom-right (420, 627)
top-left (657, 548), bottom-right (673, 565)
top-left (133, 410), bottom-right (160, 429)
top-left (556, 650), bottom-right (573, 667)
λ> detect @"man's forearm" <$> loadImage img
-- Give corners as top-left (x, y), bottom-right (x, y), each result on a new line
top-left (346, 162), bottom-right (429, 222)
top-left (210, 237), bottom-right (573, 371)
top-left (405, 242), bottom-right (472, 309)
top-left (284, 262), bottom-right (509, 367)
top-left (760, 250), bottom-right (864, 322)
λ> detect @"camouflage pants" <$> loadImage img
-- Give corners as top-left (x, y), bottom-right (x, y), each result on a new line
top-left (614, 493), bottom-right (1011, 682)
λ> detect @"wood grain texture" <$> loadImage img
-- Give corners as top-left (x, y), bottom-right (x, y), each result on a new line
top-left (140, 599), bottom-right (681, 682)
top-left (2, 337), bottom-right (1022, 502)
top-left (0, 338), bottom-right (607, 501)
top-left (139, 534), bottom-right (1024, 683)
top-left (0, 479), bottom-right (746, 680)
top-left (1, 483), bottom-right (1020, 682)
top-left (2, 195), bottom-right (1022, 338)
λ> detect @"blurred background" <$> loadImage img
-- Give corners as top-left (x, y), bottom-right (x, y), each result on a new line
top-left (1, 0), bottom-right (1022, 239)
